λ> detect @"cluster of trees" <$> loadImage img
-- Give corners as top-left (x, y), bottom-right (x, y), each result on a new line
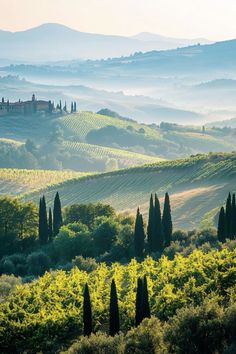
top-left (134, 193), bottom-right (172, 257)
top-left (38, 192), bottom-right (62, 244)
top-left (56, 100), bottom-right (77, 114)
top-left (217, 192), bottom-right (236, 242)
top-left (83, 276), bottom-right (150, 337)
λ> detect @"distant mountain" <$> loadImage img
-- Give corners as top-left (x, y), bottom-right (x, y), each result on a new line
top-left (132, 32), bottom-right (212, 46)
top-left (0, 23), bottom-right (214, 62)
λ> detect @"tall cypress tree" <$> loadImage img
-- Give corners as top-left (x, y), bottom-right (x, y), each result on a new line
top-left (217, 206), bottom-right (226, 243)
top-left (153, 194), bottom-right (164, 252)
top-left (135, 277), bottom-right (143, 327)
top-left (53, 192), bottom-right (63, 236)
top-left (83, 283), bottom-right (92, 336)
top-left (225, 193), bottom-right (232, 238)
top-left (162, 192), bottom-right (172, 247)
top-left (48, 207), bottom-right (53, 241)
top-left (74, 102), bottom-right (77, 112)
top-left (142, 276), bottom-right (151, 320)
top-left (147, 194), bottom-right (154, 253)
top-left (70, 102), bottom-right (73, 113)
top-left (134, 208), bottom-right (145, 258)
top-left (38, 196), bottom-right (48, 245)
top-left (109, 279), bottom-right (120, 336)
top-left (231, 193), bottom-right (236, 240)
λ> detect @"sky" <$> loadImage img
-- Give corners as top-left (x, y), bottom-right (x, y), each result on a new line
top-left (1, 0), bottom-right (236, 40)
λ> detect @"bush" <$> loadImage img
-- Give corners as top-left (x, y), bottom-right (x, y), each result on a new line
top-left (27, 251), bottom-right (51, 276)
top-left (124, 317), bottom-right (165, 354)
top-left (164, 301), bottom-right (225, 354)
top-left (62, 332), bottom-right (124, 354)
top-left (72, 256), bottom-right (98, 272)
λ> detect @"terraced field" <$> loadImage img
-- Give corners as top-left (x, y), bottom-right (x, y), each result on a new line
top-left (64, 140), bottom-right (163, 168)
top-left (0, 169), bottom-right (88, 195)
top-left (26, 153), bottom-right (236, 229)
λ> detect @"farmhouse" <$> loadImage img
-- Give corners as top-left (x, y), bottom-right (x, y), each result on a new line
top-left (0, 94), bottom-right (54, 116)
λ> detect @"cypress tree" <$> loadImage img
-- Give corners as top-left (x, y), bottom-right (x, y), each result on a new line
top-left (142, 276), bottom-right (150, 320)
top-left (83, 283), bottom-right (92, 336)
top-left (153, 194), bottom-right (164, 252)
top-left (134, 208), bottom-right (145, 258)
top-left (135, 277), bottom-right (143, 327)
top-left (71, 102), bottom-right (73, 113)
top-left (162, 192), bottom-right (172, 247)
top-left (38, 196), bottom-right (48, 245)
top-left (59, 100), bottom-right (62, 112)
top-left (217, 207), bottom-right (226, 243)
top-left (147, 194), bottom-right (154, 252)
top-left (225, 193), bottom-right (232, 238)
top-left (48, 207), bottom-right (53, 241)
top-left (74, 102), bottom-right (77, 112)
top-left (109, 279), bottom-right (120, 336)
top-left (53, 192), bottom-right (63, 236)
top-left (231, 193), bottom-right (236, 239)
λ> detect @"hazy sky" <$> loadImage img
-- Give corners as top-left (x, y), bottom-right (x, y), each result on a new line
top-left (1, 0), bottom-right (236, 40)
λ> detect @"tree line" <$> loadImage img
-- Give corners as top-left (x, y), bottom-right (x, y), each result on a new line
top-left (83, 276), bottom-right (150, 337)
top-left (134, 192), bottom-right (172, 258)
top-left (217, 192), bottom-right (236, 242)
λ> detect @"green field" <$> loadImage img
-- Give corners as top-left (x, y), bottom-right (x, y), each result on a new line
top-left (64, 140), bottom-right (163, 168)
top-left (0, 168), bottom-right (88, 195)
top-left (59, 111), bottom-right (161, 141)
top-left (23, 153), bottom-right (236, 229)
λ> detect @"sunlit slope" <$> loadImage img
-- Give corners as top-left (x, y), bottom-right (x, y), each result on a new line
top-left (26, 153), bottom-right (236, 229)
top-left (63, 140), bottom-right (164, 167)
top-left (0, 169), bottom-right (88, 195)
top-left (59, 111), bottom-right (160, 140)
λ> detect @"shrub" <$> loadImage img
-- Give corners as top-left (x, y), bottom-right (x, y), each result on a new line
top-left (164, 301), bottom-right (225, 354)
top-left (27, 251), bottom-right (51, 276)
top-left (61, 332), bottom-right (125, 354)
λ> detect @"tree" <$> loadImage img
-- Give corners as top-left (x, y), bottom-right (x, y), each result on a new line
top-left (162, 193), bottom-right (172, 247)
top-left (134, 208), bottom-right (145, 258)
top-left (53, 192), bottom-right (63, 236)
top-left (109, 279), bottom-right (120, 336)
top-left (74, 102), bottom-right (77, 112)
top-left (225, 193), bottom-right (232, 238)
top-left (38, 196), bottom-right (48, 245)
top-left (217, 207), bottom-right (226, 243)
top-left (59, 100), bottom-right (62, 112)
top-left (142, 276), bottom-right (151, 320)
top-left (153, 194), bottom-right (164, 253)
top-left (135, 277), bottom-right (143, 327)
top-left (147, 194), bottom-right (154, 252)
top-left (231, 193), bottom-right (236, 239)
top-left (0, 196), bottom-right (37, 239)
top-left (71, 102), bottom-right (74, 113)
top-left (83, 283), bottom-right (92, 336)
top-left (48, 208), bottom-right (53, 241)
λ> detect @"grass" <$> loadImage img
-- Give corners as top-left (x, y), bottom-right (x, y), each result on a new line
top-left (24, 153), bottom-right (236, 229)
top-left (0, 169), bottom-right (89, 195)
top-left (64, 140), bottom-right (164, 168)
top-left (59, 111), bottom-right (161, 141)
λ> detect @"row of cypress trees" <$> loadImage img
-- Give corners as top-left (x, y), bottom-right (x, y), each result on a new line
top-left (38, 192), bottom-right (63, 244)
top-left (134, 192), bottom-right (172, 257)
top-left (83, 276), bottom-right (150, 337)
top-left (217, 192), bottom-right (236, 242)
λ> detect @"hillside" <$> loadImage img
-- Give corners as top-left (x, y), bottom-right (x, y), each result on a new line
top-left (0, 169), bottom-right (87, 195)
top-left (24, 153), bottom-right (236, 229)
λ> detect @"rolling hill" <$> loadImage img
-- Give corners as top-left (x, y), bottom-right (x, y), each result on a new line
top-left (0, 169), bottom-right (87, 195)
top-left (23, 153), bottom-right (236, 229)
